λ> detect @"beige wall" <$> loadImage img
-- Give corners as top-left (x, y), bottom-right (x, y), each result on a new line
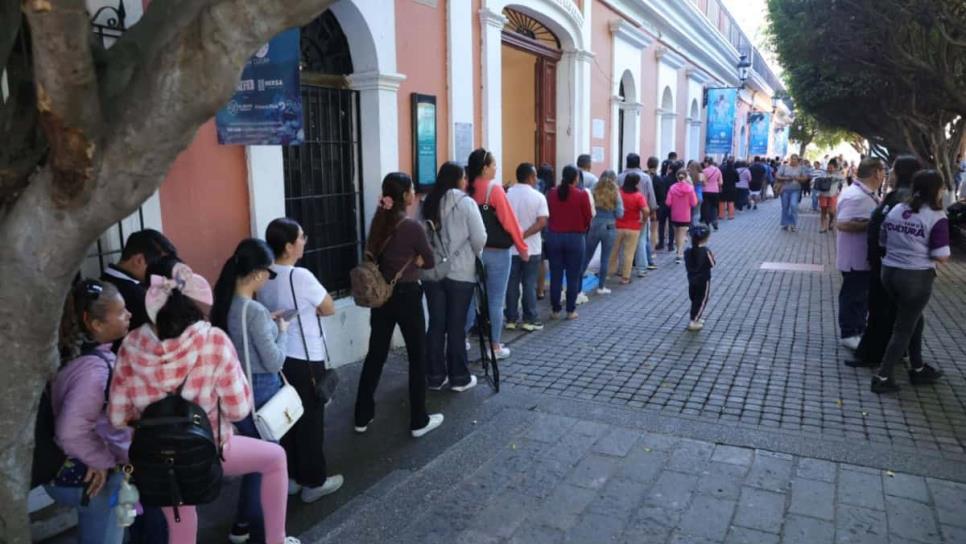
top-left (501, 45), bottom-right (537, 182)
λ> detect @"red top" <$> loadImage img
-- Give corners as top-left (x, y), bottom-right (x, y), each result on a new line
top-left (547, 186), bottom-right (592, 233)
top-left (470, 179), bottom-right (528, 253)
top-left (616, 190), bottom-right (649, 230)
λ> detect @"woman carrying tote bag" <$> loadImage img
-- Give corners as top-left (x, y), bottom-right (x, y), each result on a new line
top-left (211, 238), bottom-right (302, 544)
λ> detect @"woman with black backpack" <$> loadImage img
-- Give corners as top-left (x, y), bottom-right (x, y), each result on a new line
top-left (43, 279), bottom-right (131, 544)
top-left (353, 172), bottom-right (443, 437)
top-left (109, 259), bottom-right (302, 544)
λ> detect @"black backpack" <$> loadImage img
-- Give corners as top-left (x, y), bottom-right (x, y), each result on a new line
top-left (31, 350), bottom-right (112, 488)
top-left (127, 377), bottom-right (223, 522)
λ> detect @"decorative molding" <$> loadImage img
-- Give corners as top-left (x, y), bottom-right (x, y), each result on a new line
top-left (609, 20), bottom-right (653, 49)
top-left (573, 49), bottom-right (595, 62)
top-left (548, 0), bottom-right (585, 27)
top-left (621, 101), bottom-right (643, 113)
top-left (655, 46), bottom-right (686, 69)
top-left (686, 68), bottom-right (712, 85)
top-left (347, 71), bottom-right (406, 92)
top-left (479, 6), bottom-right (508, 29)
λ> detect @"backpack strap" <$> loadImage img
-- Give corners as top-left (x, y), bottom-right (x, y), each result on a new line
top-left (484, 181), bottom-right (497, 207)
top-left (82, 347), bottom-right (113, 405)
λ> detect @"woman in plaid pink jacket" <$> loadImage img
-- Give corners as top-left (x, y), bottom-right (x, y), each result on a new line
top-left (109, 259), bottom-right (303, 544)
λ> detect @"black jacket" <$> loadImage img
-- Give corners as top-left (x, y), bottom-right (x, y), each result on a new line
top-left (684, 246), bottom-right (715, 284)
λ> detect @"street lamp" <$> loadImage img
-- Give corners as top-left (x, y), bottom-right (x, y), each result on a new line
top-left (737, 54), bottom-right (751, 86)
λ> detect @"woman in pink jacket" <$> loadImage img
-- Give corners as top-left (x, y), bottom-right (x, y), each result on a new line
top-left (666, 170), bottom-right (699, 263)
top-left (45, 279), bottom-right (132, 544)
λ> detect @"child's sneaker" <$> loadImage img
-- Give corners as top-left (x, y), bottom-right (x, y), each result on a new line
top-left (687, 320), bottom-right (703, 331)
top-left (505, 321), bottom-right (518, 331)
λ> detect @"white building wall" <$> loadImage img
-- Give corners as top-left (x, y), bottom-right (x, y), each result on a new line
top-left (610, 21), bottom-right (652, 167)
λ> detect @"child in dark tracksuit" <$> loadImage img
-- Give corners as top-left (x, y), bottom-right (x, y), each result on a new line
top-left (684, 226), bottom-right (715, 331)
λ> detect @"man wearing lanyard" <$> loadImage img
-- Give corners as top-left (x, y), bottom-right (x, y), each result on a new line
top-left (835, 158), bottom-right (886, 351)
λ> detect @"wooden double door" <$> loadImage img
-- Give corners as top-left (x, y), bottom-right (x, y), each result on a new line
top-left (503, 31), bottom-right (560, 170)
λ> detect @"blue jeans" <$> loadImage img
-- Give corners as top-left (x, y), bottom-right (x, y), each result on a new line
top-left (812, 190), bottom-right (819, 211)
top-left (426, 279), bottom-right (475, 387)
top-left (506, 255), bottom-right (540, 323)
top-left (466, 248), bottom-right (512, 344)
top-left (839, 271), bottom-right (871, 338)
top-left (633, 220), bottom-right (654, 270)
top-left (737, 188), bottom-right (751, 210)
top-left (546, 231), bottom-right (586, 313)
top-left (584, 217), bottom-right (617, 289)
top-left (46, 472), bottom-right (125, 544)
top-left (235, 373), bottom-right (283, 539)
top-left (781, 187), bottom-right (801, 226)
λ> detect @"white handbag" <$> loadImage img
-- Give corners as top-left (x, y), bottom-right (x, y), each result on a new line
top-left (241, 299), bottom-right (304, 441)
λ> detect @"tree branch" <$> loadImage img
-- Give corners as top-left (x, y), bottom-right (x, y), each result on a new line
top-left (23, 0), bottom-right (102, 208)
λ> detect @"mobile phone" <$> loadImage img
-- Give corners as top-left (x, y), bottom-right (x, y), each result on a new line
top-left (276, 308), bottom-right (299, 321)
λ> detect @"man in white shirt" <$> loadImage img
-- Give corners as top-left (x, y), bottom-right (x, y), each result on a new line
top-left (506, 163), bottom-right (549, 332)
top-left (578, 154), bottom-right (599, 190)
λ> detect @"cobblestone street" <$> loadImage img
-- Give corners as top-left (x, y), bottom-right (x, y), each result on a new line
top-left (302, 197), bottom-right (966, 544)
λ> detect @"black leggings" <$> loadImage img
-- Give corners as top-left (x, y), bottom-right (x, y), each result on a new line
top-left (689, 280), bottom-right (710, 321)
top-left (354, 282), bottom-right (429, 430)
top-left (702, 193), bottom-right (720, 225)
top-left (281, 358), bottom-right (328, 487)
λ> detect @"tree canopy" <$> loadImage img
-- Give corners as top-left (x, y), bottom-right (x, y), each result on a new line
top-left (767, 0), bottom-right (966, 183)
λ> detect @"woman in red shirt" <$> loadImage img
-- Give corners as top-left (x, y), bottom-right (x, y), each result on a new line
top-left (608, 173), bottom-right (650, 284)
top-left (546, 165), bottom-right (593, 319)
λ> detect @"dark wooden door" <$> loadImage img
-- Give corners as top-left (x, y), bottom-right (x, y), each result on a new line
top-left (535, 57), bottom-right (557, 170)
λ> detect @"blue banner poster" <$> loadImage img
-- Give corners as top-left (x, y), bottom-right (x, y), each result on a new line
top-left (216, 29), bottom-right (303, 145)
top-left (415, 101), bottom-right (437, 185)
top-left (774, 125), bottom-right (790, 158)
top-left (748, 112), bottom-right (771, 155)
top-left (705, 88), bottom-right (737, 154)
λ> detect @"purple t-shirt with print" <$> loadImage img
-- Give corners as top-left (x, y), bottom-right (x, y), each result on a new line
top-left (835, 181), bottom-right (879, 271)
top-left (880, 203), bottom-right (950, 270)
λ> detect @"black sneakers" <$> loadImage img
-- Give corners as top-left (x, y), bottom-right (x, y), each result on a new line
top-left (871, 376), bottom-right (900, 394)
top-left (909, 364), bottom-right (944, 385)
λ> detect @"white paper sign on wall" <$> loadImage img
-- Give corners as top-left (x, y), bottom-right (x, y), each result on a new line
top-left (592, 118), bottom-right (606, 140)
top-left (591, 146), bottom-right (605, 163)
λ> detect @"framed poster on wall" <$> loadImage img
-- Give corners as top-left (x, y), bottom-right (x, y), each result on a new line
top-left (412, 94), bottom-right (437, 191)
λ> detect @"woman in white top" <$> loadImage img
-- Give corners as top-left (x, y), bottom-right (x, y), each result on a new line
top-left (259, 218), bottom-right (343, 503)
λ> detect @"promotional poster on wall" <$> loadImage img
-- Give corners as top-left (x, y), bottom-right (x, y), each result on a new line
top-left (748, 112), bottom-right (771, 155)
top-left (705, 88), bottom-right (737, 154)
top-left (412, 94), bottom-right (438, 190)
top-left (216, 29), bottom-right (303, 145)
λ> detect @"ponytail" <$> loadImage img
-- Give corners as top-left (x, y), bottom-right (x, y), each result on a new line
top-left (211, 239), bottom-right (276, 330)
top-left (559, 164), bottom-right (579, 201)
top-left (466, 148), bottom-right (493, 197)
top-left (367, 172), bottom-right (413, 255)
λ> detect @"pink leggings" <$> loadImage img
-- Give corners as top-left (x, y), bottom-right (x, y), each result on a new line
top-left (162, 435), bottom-right (288, 544)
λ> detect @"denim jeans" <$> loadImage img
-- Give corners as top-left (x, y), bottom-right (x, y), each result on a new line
top-left (780, 187), bottom-right (801, 226)
top-left (878, 266), bottom-right (935, 379)
top-left (506, 255), bottom-right (540, 322)
top-left (425, 279), bottom-right (475, 387)
top-left (634, 220), bottom-right (654, 270)
top-left (466, 248), bottom-right (512, 344)
top-left (546, 231), bottom-right (586, 313)
top-left (235, 372), bottom-right (283, 540)
top-left (736, 188), bottom-right (751, 211)
top-left (584, 217), bottom-right (617, 289)
top-left (839, 270), bottom-right (871, 338)
top-left (657, 205), bottom-right (674, 248)
top-left (812, 190), bottom-right (820, 211)
top-left (46, 472), bottom-right (126, 544)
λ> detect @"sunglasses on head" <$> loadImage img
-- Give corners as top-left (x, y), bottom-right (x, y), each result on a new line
top-left (262, 267), bottom-right (278, 280)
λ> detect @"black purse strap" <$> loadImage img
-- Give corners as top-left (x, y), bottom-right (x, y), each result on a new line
top-left (289, 268), bottom-right (331, 367)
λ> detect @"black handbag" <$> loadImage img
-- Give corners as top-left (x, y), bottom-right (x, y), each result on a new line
top-left (480, 182), bottom-right (513, 249)
top-left (289, 270), bottom-right (340, 404)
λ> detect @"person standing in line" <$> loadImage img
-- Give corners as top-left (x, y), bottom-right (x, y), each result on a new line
top-left (618, 154), bottom-right (657, 276)
top-left (834, 157), bottom-right (886, 351)
top-left (609, 173), bottom-right (649, 284)
top-left (353, 173), bottom-right (443, 437)
top-left (687, 160), bottom-right (705, 226)
top-left (684, 226), bottom-right (715, 332)
top-left (776, 154), bottom-right (810, 231)
top-left (577, 154), bottom-right (599, 190)
top-left (666, 170), bottom-right (699, 264)
top-left (211, 239), bottom-right (290, 544)
top-left (817, 158), bottom-right (845, 233)
top-left (535, 164), bottom-right (555, 300)
top-left (735, 160), bottom-right (752, 212)
top-left (546, 165), bottom-right (593, 319)
top-left (506, 163), bottom-right (549, 332)
top-left (645, 157), bottom-right (662, 259)
top-left (701, 158), bottom-right (722, 230)
top-left (660, 151), bottom-right (679, 178)
top-left (260, 219), bottom-right (343, 504)
top-left (45, 280), bottom-right (131, 544)
top-left (464, 148), bottom-right (529, 360)
top-left (871, 171), bottom-right (950, 393)
top-left (653, 161), bottom-right (675, 250)
top-left (748, 157), bottom-right (768, 210)
top-left (720, 159), bottom-right (738, 220)
top-left (583, 170), bottom-right (623, 295)
top-left (851, 155), bottom-right (920, 369)
top-left (811, 160), bottom-right (824, 211)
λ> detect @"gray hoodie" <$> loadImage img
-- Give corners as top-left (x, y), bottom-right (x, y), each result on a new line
top-left (617, 167), bottom-right (657, 211)
top-left (428, 189), bottom-right (487, 283)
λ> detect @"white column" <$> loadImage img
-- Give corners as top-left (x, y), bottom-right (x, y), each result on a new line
top-left (348, 71), bottom-right (406, 235)
top-left (610, 95), bottom-right (622, 168)
top-left (480, 7), bottom-right (507, 177)
top-left (246, 146), bottom-right (286, 237)
top-left (574, 49), bottom-right (594, 159)
top-left (448, 0), bottom-right (474, 159)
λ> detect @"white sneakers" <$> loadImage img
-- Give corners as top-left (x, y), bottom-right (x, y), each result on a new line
top-left (687, 320), bottom-right (704, 331)
top-left (284, 538), bottom-right (302, 544)
top-left (411, 413), bottom-right (444, 438)
top-left (596, 287), bottom-right (612, 295)
top-left (575, 292), bottom-right (590, 305)
top-left (451, 375), bottom-right (478, 392)
top-left (354, 418), bottom-right (373, 434)
top-left (299, 474), bottom-right (344, 503)
top-left (840, 336), bottom-right (861, 350)
top-left (493, 345), bottom-right (511, 359)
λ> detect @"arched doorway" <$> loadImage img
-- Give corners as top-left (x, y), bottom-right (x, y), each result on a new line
top-left (617, 70), bottom-right (640, 171)
top-left (687, 99), bottom-right (701, 161)
top-left (500, 8), bottom-right (562, 179)
top-left (659, 87), bottom-right (676, 160)
top-left (282, 10), bottom-right (363, 294)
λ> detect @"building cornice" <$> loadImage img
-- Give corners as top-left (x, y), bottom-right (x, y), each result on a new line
top-left (655, 46), bottom-right (686, 70)
top-left (686, 68), bottom-right (713, 85)
top-left (609, 19), bottom-right (653, 49)
top-left (347, 71), bottom-right (406, 92)
top-left (479, 6), bottom-right (508, 29)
